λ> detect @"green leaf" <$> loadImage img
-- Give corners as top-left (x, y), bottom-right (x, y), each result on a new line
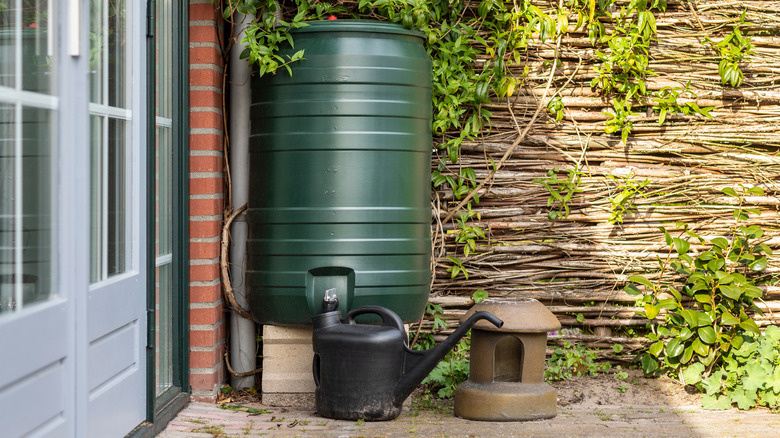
top-left (681, 362), bottom-right (705, 385)
top-left (721, 310), bottom-right (739, 326)
top-left (749, 257), bottom-right (767, 271)
top-left (742, 362), bottom-right (768, 393)
top-left (744, 225), bottom-right (763, 239)
top-left (698, 326), bottom-right (717, 344)
top-left (623, 283), bottom-right (643, 296)
top-left (666, 337), bottom-right (684, 358)
top-left (679, 326), bottom-right (695, 341)
top-left (668, 286), bottom-right (682, 302)
top-left (673, 238), bottom-right (690, 255)
top-left (640, 353), bottom-right (659, 375)
top-left (472, 289), bottom-right (488, 303)
top-left (660, 227), bottom-right (672, 245)
top-left (739, 319), bottom-right (760, 335)
top-left (628, 275), bottom-right (654, 289)
top-left (702, 370), bottom-right (725, 396)
top-left (733, 388), bottom-right (758, 410)
top-left (767, 368), bottom-right (780, 395)
top-left (680, 309), bottom-right (701, 327)
top-left (721, 187), bottom-right (738, 197)
top-left (658, 298), bottom-right (678, 310)
top-left (644, 303), bottom-right (660, 319)
top-left (682, 344), bottom-right (694, 364)
top-left (719, 285), bottom-right (743, 301)
top-left (764, 325), bottom-right (780, 341)
top-left (649, 340), bottom-right (664, 357)
top-left (707, 258), bottom-right (725, 272)
top-left (692, 337), bottom-right (709, 356)
top-left (743, 285), bottom-right (763, 299)
top-left (718, 273), bottom-right (735, 285)
top-left (702, 394), bottom-right (732, 410)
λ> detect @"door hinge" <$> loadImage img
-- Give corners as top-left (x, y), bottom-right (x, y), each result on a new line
top-left (147, 308), bottom-right (155, 349)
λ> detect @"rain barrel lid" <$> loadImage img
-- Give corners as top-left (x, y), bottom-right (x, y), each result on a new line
top-left (291, 19), bottom-right (425, 39)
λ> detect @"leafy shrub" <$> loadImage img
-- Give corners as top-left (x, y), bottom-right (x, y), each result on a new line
top-left (626, 185), bottom-right (772, 379)
top-left (698, 325), bottom-right (780, 410)
top-left (415, 290), bottom-right (489, 398)
top-left (421, 338), bottom-right (471, 398)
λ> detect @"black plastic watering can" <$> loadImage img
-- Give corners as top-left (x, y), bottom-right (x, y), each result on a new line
top-left (312, 303), bottom-right (503, 421)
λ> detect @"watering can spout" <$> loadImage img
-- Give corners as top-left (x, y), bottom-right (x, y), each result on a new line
top-left (393, 311), bottom-right (503, 406)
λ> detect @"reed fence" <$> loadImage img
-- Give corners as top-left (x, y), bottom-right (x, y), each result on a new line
top-left (422, 0), bottom-right (780, 360)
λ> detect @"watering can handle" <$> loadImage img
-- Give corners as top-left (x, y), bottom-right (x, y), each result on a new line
top-left (345, 306), bottom-right (407, 343)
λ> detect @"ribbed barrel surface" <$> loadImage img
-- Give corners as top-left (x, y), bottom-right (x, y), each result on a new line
top-left (247, 20), bottom-right (432, 325)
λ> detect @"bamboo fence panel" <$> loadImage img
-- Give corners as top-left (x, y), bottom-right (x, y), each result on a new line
top-left (422, 1), bottom-right (780, 358)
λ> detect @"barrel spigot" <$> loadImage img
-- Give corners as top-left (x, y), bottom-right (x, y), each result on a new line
top-left (322, 288), bottom-right (339, 312)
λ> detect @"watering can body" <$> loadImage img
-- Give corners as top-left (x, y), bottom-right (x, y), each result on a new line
top-left (312, 305), bottom-right (502, 421)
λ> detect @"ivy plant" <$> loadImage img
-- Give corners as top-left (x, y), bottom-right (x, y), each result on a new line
top-left (214, 0), bottom-right (584, 279)
top-left (606, 171), bottom-right (649, 225)
top-left (652, 82), bottom-right (714, 125)
top-left (533, 166), bottom-right (584, 221)
top-left (625, 185), bottom-right (771, 379)
top-left (712, 11), bottom-right (754, 87)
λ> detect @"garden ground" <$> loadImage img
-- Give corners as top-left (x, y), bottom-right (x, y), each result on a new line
top-left (158, 369), bottom-right (780, 437)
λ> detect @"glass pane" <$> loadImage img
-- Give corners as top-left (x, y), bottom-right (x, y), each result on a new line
top-left (21, 7), bottom-right (52, 93)
top-left (21, 106), bottom-right (52, 306)
top-left (155, 262), bottom-right (173, 395)
top-left (108, 0), bottom-right (128, 108)
top-left (1, 1), bottom-right (51, 92)
top-left (0, 103), bottom-right (15, 313)
top-left (157, 126), bottom-right (172, 255)
top-left (0, 7), bottom-right (15, 88)
top-left (89, 0), bottom-right (131, 283)
top-left (0, 104), bottom-right (53, 313)
top-left (107, 117), bottom-right (126, 276)
top-left (155, 0), bottom-right (178, 398)
top-left (89, 115), bottom-right (102, 282)
top-left (156, 2), bottom-right (171, 119)
top-left (89, 116), bottom-right (128, 281)
top-left (90, 0), bottom-right (128, 107)
top-left (0, 1), bottom-right (55, 315)
top-left (89, 0), bottom-right (104, 104)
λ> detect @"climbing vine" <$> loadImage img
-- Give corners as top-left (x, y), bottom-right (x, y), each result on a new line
top-left (213, 0), bottom-right (755, 282)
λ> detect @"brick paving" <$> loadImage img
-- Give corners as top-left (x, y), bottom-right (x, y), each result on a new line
top-left (158, 399), bottom-right (780, 437)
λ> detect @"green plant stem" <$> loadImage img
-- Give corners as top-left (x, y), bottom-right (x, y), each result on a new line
top-left (442, 33), bottom-right (562, 224)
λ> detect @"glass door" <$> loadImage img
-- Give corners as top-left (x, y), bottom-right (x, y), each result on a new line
top-left (154, 0), bottom-right (175, 399)
top-left (0, 2), bottom-right (70, 436)
top-left (86, 0), bottom-right (148, 435)
top-left (148, 0), bottom-right (188, 424)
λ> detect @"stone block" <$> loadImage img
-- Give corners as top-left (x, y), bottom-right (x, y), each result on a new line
top-left (261, 325), bottom-right (315, 408)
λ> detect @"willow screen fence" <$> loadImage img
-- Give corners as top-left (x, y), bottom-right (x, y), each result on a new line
top-left (424, 1), bottom-right (780, 360)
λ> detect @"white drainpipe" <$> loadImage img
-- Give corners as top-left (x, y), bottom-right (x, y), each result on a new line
top-left (229, 12), bottom-right (256, 389)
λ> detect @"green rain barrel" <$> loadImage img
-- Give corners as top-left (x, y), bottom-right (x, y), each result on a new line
top-left (247, 20), bottom-right (432, 325)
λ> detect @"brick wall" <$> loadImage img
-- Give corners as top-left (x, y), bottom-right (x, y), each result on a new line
top-left (189, 0), bottom-right (226, 402)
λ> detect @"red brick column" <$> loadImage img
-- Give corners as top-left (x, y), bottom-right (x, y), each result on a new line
top-left (189, 0), bottom-right (227, 402)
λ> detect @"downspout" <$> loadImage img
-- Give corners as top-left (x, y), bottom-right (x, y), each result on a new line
top-left (229, 12), bottom-right (256, 389)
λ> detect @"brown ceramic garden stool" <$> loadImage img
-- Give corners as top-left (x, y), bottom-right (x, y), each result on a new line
top-left (454, 298), bottom-right (561, 421)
